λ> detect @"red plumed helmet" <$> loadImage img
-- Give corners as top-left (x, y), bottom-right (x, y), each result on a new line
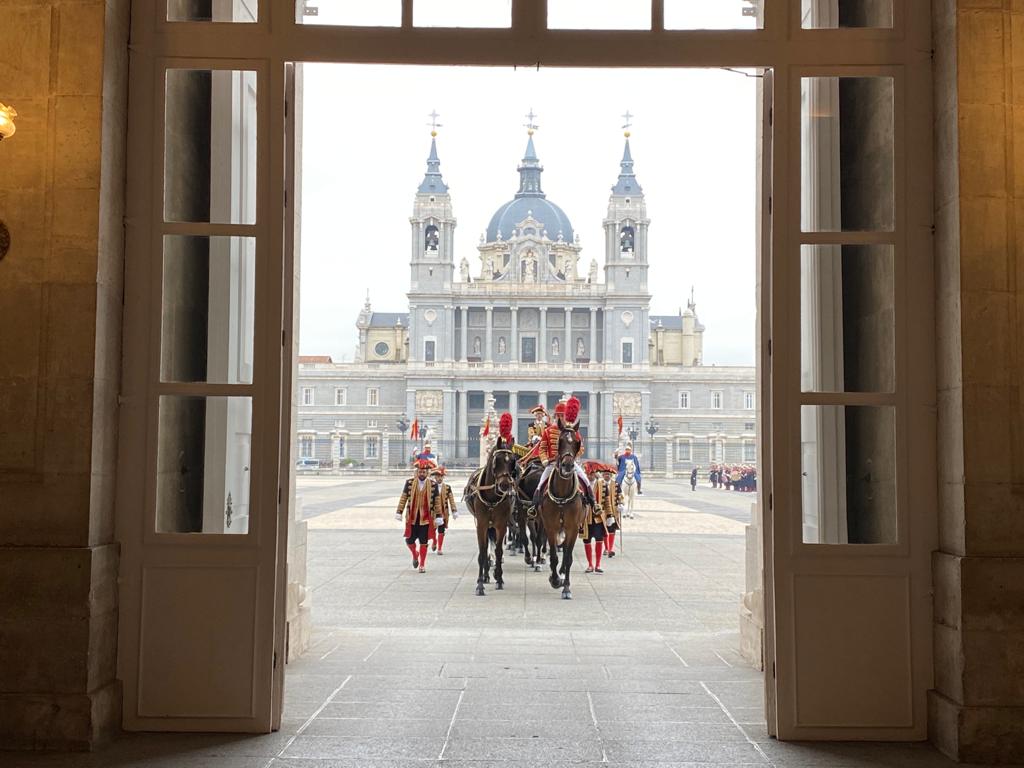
top-left (564, 396), bottom-right (580, 425)
top-left (499, 412), bottom-right (513, 440)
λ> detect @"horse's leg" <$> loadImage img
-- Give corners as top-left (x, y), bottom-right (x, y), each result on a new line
top-left (475, 517), bottom-right (487, 596)
top-left (494, 521), bottom-right (506, 590)
top-left (561, 509), bottom-right (579, 600)
top-left (544, 517), bottom-right (562, 589)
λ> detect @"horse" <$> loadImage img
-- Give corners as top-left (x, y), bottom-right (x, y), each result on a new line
top-left (463, 441), bottom-right (518, 596)
top-left (515, 461), bottom-right (547, 571)
top-left (621, 461), bottom-right (638, 518)
top-left (536, 427), bottom-right (587, 599)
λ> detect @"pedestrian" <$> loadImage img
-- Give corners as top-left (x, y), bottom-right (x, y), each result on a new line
top-left (690, 465), bottom-right (698, 491)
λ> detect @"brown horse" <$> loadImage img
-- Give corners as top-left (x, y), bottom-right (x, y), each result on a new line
top-left (537, 427), bottom-right (586, 599)
top-left (464, 442), bottom-right (518, 596)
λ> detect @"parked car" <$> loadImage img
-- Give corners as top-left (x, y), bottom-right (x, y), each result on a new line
top-left (295, 457), bottom-right (320, 470)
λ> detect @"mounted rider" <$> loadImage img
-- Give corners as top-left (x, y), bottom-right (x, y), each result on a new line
top-left (532, 396), bottom-right (596, 511)
top-left (616, 441), bottom-right (643, 495)
top-left (413, 438), bottom-right (437, 466)
top-left (430, 465), bottom-right (458, 555)
top-left (395, 458), bottom-right (443, 573)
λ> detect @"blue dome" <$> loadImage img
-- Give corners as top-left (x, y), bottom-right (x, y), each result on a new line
top-left (485, 197), bottom-right (574, 243)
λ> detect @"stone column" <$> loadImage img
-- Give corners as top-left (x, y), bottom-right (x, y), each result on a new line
top-left (460, 306), bottom-right (468, 362)
top-left (509, 391), bottom-right (518, 425)
top-left (380, 434), bottom-right (389, 476)
top-left (564, 307), bottom-right (573, 364)
top-left (589, 307), bottom-right (597, 365)
top-left (442, 389), bottom-right (455, 458)
top-left (539, 306), bottom-right (548, 363)
top-left (457, 390), bottom-right (468, 458)
top-left (485, 306), bottom-right (493, 362)
top-left (538, 390), bottom-right (548, 416)
top-left (664, 439), bottom-right (674, 479)
top-left (930, 6), bottom-right (1024, 762)
top-left (587, 391), bottom-right (598, 451)
top-left (510, 306), bottom-right (519, 363)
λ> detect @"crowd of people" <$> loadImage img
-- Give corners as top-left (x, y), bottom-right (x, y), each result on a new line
top-left (707, 464), bottom-right (756, 492)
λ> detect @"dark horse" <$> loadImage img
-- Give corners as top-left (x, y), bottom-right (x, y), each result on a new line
top-left (536, 427), bottom-right (586, 599)
top-left (516, 458), bottom-right (548, 571)
top-left (463, 441), bottom-right (518, 596)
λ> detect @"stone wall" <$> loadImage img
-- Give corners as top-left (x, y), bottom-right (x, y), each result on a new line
top-left (930, 1), bottom-right (1024, 762)
top-left (0, 0), bottom-right (128, 750)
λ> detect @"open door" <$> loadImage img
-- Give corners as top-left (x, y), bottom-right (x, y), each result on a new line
top-left (116, 51), bottom-right (283, 731)
top-left (766, 60), bottom-right (934, 740)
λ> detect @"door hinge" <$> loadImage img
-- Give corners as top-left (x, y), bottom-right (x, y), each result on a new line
top-left (768, 492), bottom-right (773, 511)
top-left (767, 196), bottom-right (772, 215)
top-left (772, 661), bottom-right (776, 678)
top-left (282, 329), bottom-right (286, 347)
top-left (768, 106), bottom-right (773, 127)
top-left (273, 650), bottom-right (278, 669)
top-left (284, 189), bottom-right (288, 208)
top-left (278, 486), bottom-right (283, 505)
top-left (767, 338), bottom-right (772, 357)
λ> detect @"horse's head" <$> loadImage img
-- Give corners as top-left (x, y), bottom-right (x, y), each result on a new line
top-left (625, 461), bottom-right (635, 478)
top-left (489, 443), bottom-right (518, 496)
top-left (557, 428), bottom-right (578, 477)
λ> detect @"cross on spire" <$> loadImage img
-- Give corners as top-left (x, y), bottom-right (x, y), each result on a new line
top-left (524, 108), bottom-right (539, 135)
top-left (621, 109), bottom-right (634, 137)
top-left (427, 109), bottom-right (442, 135)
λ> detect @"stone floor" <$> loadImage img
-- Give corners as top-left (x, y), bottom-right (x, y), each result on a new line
top-left (6, 479), bottom-right (973, 766)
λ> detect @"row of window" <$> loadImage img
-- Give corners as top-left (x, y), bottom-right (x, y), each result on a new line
top-left (679, 391), bottom-right (755, 410)
top-left (300, 386), bottom-right (756, 411)
top-left (675, 439), bottom-right (757, 463)
top-left (298, 434), bottom-right (378, 460)
top-left (301, 387), bottom-right (379, 407)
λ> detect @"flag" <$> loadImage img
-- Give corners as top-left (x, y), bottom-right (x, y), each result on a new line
top-left (410, 419), bottom-right (418, 441)
top-left (482, 416), bottom-right (490, 437)
top-left (617, 414), bottom-right (623, 435)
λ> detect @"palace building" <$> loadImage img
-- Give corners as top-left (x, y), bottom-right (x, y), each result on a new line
top-left (296, 127), bottom-right (756, 469)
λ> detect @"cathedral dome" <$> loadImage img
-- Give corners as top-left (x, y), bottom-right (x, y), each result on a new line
top-left (485, 197), bottom-right (574, 243)
top-left (484, 134), bottom-right (575, 244)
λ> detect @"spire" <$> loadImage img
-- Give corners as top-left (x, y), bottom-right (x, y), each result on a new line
top-left (516, 108), bottom-right (545, 198)
top-left (612, 110), bottom-right (643, 196)
top-left (417, 112), bottom-right (448, 194)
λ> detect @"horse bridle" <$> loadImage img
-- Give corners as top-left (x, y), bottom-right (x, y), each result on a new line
top-left (471, 448), bottom-right (518, 510)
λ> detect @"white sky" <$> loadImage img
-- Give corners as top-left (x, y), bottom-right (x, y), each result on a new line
top-left (298, 61), bottom-right (759, 366)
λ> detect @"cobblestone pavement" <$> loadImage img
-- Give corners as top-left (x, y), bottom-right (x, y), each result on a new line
top-left (7, 479), bottom-right (963, 767)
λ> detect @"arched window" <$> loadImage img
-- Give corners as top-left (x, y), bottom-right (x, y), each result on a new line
top-left (424, 224), bottom-right (440, 252)
top-left (620, 225), bottom-right (635, 252)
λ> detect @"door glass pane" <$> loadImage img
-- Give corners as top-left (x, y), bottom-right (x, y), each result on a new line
top-left (801, 405), bottom-right (896, 544)
top-left (164, 69), bottom-right (258, 224)
top-left (800, 244), bottom-right (894, 393)
top-left (168, 0), bottom-right (257, 22)
top-left (665, 0), bottom-right (763, 29)
top-left (801, 76), bottom-right (894, 232)
top-left (415, 0), bottom-right (511, 28)
top-left (295, 0), bottom-right (400, 26)
top-left (801, 0), bottom-right (893, 28)
top-left (161, 236), bottom-right (256, 385)
top-left (548, 0), bottom-right (651, 30)
top-left (157, 396), bottom-right (253, 534)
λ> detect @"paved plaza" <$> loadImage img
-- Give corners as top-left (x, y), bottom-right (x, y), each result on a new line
top-left (8, 478), bottom-right (964, 767)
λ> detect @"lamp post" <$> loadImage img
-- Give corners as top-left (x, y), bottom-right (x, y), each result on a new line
top-left (645, 416), bottom-right (659, 471)
top-left (396, 413), bottom-right (409, 468)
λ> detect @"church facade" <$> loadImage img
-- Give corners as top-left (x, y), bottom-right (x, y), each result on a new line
top-left (296, 129), bottom-right (756, 471)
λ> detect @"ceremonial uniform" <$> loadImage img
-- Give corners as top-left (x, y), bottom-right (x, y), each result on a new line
top-left (431, 467), bottom-right (458, 555)
top-left (581, 471), bottom-right (609, 572)
top-left (395, 460), bottom-right (443, 572)
top-left (602, 472), bottom-right (622, 557)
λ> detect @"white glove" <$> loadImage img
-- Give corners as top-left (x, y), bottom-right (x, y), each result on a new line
top-left (616, 504), bottom-right (624, 515)
top-left (452, 511), bottom-right (459, 519)
top-left (434, 516), bottom-right (444, 526)
top-left (607, 516), bottom-right (616, 526)
top-left (395, 512), bottom-right (402, 521)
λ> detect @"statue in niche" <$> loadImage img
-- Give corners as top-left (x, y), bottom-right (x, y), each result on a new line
top-left (589, 259), bottom-right (598, 284)
top-left (473, 336), bottom-right (482, 356)
top-left (498, 336), bottom-right (506, 355)
top-left (460, 256), bottom-right (470, 283)
top-left (576, 337), bottom-right (585, 359)
top-left (552, 337), bottom-right (560, 357)
top-left (527, 260), bottom-right (537, 282)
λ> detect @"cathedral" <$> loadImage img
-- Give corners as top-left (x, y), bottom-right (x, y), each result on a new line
top-left (296, 125), bottom-right (756, 469)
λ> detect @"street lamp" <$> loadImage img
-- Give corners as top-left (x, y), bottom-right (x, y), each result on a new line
top-left (397, 413), bottom-right (409, 438)
top-left (645, 416), bottom-right (659, 471)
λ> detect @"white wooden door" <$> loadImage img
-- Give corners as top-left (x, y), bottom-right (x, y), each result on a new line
top-left (767, 43), bottom-right (936, 740)
top-left (115, 38), bottom-right (284, 730)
